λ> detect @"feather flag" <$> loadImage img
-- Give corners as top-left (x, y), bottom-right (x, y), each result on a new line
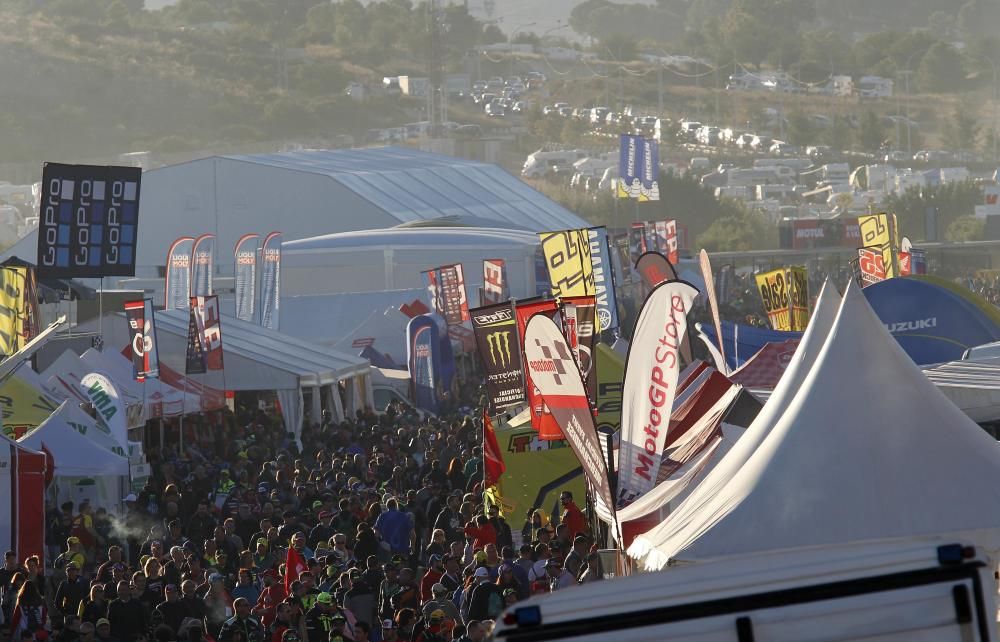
top-left (483, 410), bottom-right (506, 487)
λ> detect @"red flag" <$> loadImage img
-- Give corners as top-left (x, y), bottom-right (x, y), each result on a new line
top-left (285, 546), bottom-right (307, 594)
top-left (483, 411), bottom-right (506, 487)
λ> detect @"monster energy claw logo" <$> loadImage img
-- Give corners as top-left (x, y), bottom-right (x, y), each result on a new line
top-left (487, 331), bottom-right (512, 368)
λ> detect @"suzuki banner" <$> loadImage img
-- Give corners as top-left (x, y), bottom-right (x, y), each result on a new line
top-left (515, 298), bottom-right (562, 440)
top-left (482, 259), bottom-right (507, 306)
top-left (617, 280), bottom-right (699, 508)
top-left (191, 234), bottom-right (215, 297)
top-left (755, 267), bottom-right (809, 331)
top-left (562, 295), bottom-right (598, 407)
top-left (164, 237), bottom-right (194, 310)
top-left (407, 314), bottom-right (440, 414)
top-left (522, 314), bottom-right (617, 525)
top-left (539, 229), bottom-right (595, 298)
top-left (259, 231), bottom-right (281, 330)
top-left (124, 299), bottom-right (159, 381)
top-left (587, 227), bottom-right (619, 333)
top-left (234, 233), bottom-right (258, 322)
top-left (471, 302), bottom-right (525, 413)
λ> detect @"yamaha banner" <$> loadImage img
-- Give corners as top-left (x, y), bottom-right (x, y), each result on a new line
top-left (124, 299), bottom-right (159, 382)
top-left (407, 314), bottom-right (440, 414)
top-left (587, 227), bottom-right (619, 333)
top-left (192, 295), bottom-right (224, 371)
top-left (259, 232), bottom-right (281, 330)
top-left (234, 233), bottom-right (259, 322)
top-left (616, 134), bottom-right (643, 199)
top-left (37, 163), bottom-right (141, 278)
top-left (164, 237), bottom-right (194, 310)
top-left (191, 234), bottom-right (215, 297)
top-left (471, 302), bottom-right (525, 412)
top-left (482, 259), bottom-right (507, 306)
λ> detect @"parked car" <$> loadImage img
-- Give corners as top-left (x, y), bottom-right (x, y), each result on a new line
top-left (485, 102), bottom-right (506, 117)
top-left (734, 133), bottom-right (755, 149)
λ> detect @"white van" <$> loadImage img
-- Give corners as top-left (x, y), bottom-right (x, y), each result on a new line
top-left (522, 150), bottom-right (589, 178)
top-left (492, 539), bottom-right (1000, 641)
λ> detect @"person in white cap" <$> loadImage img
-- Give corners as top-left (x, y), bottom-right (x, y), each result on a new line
top-left (466, 567), bottom-right (501, 622)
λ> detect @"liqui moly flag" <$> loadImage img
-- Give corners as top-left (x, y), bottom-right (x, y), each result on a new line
top-left (191, 234), bottom-right (215, 296)
top-left (482, 259), bottom-right (507, 306)
top-left (164, 237), bottom-right (194, 310)
top-left (617, 280), bottom-right (699, 508)
top-left (124, 299), bottom-right (159, 381)
top-left (259, 232), bottom-right (281, 330)
top-left (234, 234), bottom-right (259, 322)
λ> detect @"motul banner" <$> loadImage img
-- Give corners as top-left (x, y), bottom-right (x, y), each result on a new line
top-left (124, 299), bottom-right (159, 381)
top-left (192, 295), bottom-right (224, 371)
top-left (482, 259), bottom-right (507, 306)
top-left (538, 229), bottom-right (595, 298)
top-left (191, 234), bottom-right (215, 297)
top-left (587, 227), bottom-right (619, 333)
top-left (259, 232), bottom-right (281, 330)
top-left (164, 237), bottom-right (194, 310)
top-left (617, 280), bottom-right (699, 508)
top-left (514, 298), bottom-right (562, 440)
top-left (234, 233), bottom-right (258, 322)
top-left (522, 314), bottom-right (617, 523)
top-left (562, 295), bottom-right (597, 406)
top-left (471, 302), bottom-right (525, 412)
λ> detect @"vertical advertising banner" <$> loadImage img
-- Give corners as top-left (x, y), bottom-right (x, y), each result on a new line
top-left (0, 267), bottom-right (29, 357)
top-left (635, 251), bottom-right (678, 290)
top-left (522, 315), bottom-right (617, 523)
top-left (185, 303), bottom-right (207, 375)
top-left (639, 138), bottom-right (660, 201)
top-left (440, 264), bottom-right (471, 325)
top-left (617, 280), bottom-right (699, 508)
top-left (80, 372), bottom-right (128, 450)
top-left (754, 267), bottom-right (809, 331)
top-left (124, 299), bottom-right (159, 381)
top-left (424, 267), bottom-right (444, 316)
top-left (629, 223), bottom-right (647, 264)
top-left (191, 234), bottom-right (215, 297)
top-left (857, 248), bottom-right (887, 287)
top-left (234, 233), bottom-right (259, 323)
top-left (471, 302), bottom-right (526, 412)
top-left (911, 248), bottom-right (928, 275)
top-left (482, 259), bottom-right (507, 306)
top-left (259, 231), bottom-right (281, 330)
top-left (192, 295), bottom-right (224, 371)
top-left (699, 249), bottom-right (726, 369)
top-left (539, 229), bottom-right (595, 298)
top-left (515, 299), bottom-right (561, 440)
top-left (534, 249), bottom-right (551, 297)
top-left (164, 237), bottom-right (194, 310)
top-left (664, 219), bottom-right (678, 264)
top-left (562, 295), bottom-right (598, 406)
top-left (407, 315), bottom-right (440, 414)
top-left (587, 227), bottom-right (619, 333)
top-left (857, 213), bottom-right (895, 280)
top-left (616, 134), bottom-right (644, 199)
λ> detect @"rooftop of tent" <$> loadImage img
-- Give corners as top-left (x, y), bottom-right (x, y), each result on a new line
top-left (283, 226), bottom-right (541, 253)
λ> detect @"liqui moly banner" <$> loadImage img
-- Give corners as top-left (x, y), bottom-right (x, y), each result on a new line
top-left (587, 227), bottom-right (619, 332)
top-left (124, 299), bottom-right (159, 382)
top-left (259, 232), bottom-right (281, 330)
top-left (192, 295), bottom-right (224, 370)
top-left (617, 280), bottom-right (699, 507)
top-left (616, 134), bottom-right (644, 199)
top-left (562, 295), bottom-right (598, 406)
top-left (482, 259), bottom-right (507, 306)
top-left (471, 302), bottom-right (525, 412)
top-left (639, 138), bottom-right (660, 201)
top-left (407, 314), bottom-right (440, 414)
top-left (515, 298), bottom-right (562, 440)
top-left (234, 233), bottom-right (258, 322)
top-left (164, 237), bottom-right (194, 310)
top-left (522, 314), bottom-right (616, 522)
top-left (191, 234), bottom-right (215, 296)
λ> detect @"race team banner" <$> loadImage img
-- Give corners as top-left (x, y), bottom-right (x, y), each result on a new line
top-left (616, 280), bottom-right (699, 507)
top-left (0, 267), bottom-right (30, 357)
top-left (755, 267), bottom-right (809, 331)
top-left (635, 251), bottom-right (678, 290)
top-left (628, 222), bottom-right (647, 264)
top-left (192, 295), bottom-right (224, 371)
top-left (191, 234), bottom-right (215, 297)
top-left (471, 302), bottom-right (525, 413)
top-left (562, 295), bottom-right (598, 407)
top-left (857, 248), bottom-right (886, 287)
top-left (522, 314), bottom-right (617, 525)
top-left (124, 299), bottom-right (159, 382)
top-left (259, 231), bottom-right (281, 330)
top-left (482, 259), bottom-right (507, 306)
top-left (185, 302), bottom-right (207, 375)
top-left (444, 264), bottom-right (471, 325)
top-left (234, 233), bottom-right (259, 322)
top-left (587, 227), bottom-right (619, 333)
top-left (539, 229), bottom-right (595, 299)
top-left (407, 314), bottom-right (440, 414)
top-left (616, 134), bottom-right (644, 199)
top-left (37, 163), bottom-right (141, 278)
top-left (858, 213), bottom-right (896, 279)
top-left (164, 237), bottom-right (194, 310)
top-left (639, 137), bottom-right (660, 201)
top-left (515, 298), bottom-right (562, 440)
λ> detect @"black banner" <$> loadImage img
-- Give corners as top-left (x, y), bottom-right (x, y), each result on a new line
top-left (37, 163), bottom-right (141, 278)
top-left (470, 302), bottom-right (525, 413)
top-left (185, 305), bottom-right (206, 375)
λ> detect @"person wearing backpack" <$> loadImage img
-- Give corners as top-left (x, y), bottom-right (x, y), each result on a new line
top-left (465, 568), bottom-right (502, 622)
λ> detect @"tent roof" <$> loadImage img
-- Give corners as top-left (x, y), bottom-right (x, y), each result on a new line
top-left (729, 340), bottom-right (800, 389)
top-left (20, 402), bottom-right (129, 477)
top-left (284, 226), bottom-right (541, 253)
top-left (79, 348), bottom-right (202, 417)
top-left (635, 281), bottom-right (1000, 567)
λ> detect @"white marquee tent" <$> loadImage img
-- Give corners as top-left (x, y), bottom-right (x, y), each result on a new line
top-left (631, 281), bottom-right (1000, 569)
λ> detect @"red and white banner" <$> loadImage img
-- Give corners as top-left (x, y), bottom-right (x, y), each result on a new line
top-left (617, 280), bottom-right (699, 508)
top-left (858, 247), bottom-right (886, 287)
top-left (515, 299), bottom-right (561, 440)
top-left (482, 259), bottom-right (507, 306)
top-left (192, 295), bottom-right (224, 371)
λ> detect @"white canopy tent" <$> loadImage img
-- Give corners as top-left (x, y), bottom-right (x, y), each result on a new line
top-left (631, 281), bottom-right (1000, 569)
top-left (79, 348), bottom-right (203, 418)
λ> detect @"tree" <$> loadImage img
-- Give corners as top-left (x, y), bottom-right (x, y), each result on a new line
top-left (786, 111), bottom-right (817, 146)
top-left (883, 181), bottom-right (982, 241)
top-left (942, 104), bottom-right (980, 151)
top-left (857, 110), bottom-right (886, 153)
top-left (697, 204), bottom-right (776, 252)
top-left (600, 32), bottom-right (638, 62)
top-left (947, 215), bottom-right (986, 241)
top-left (824, 115), bottom-right (853, 150)
top-left (917, 42), bottom-right (967, 93)
top-left (721, 9), bottom-right (771, 69)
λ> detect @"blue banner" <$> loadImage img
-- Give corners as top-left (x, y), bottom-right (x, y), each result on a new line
top-left (534, 249), bottom-right (551, 297)
top-left (616, 134), bottom-right (644, 199)
top-left (640, 138), bottom-right (660, 201)
top-left (234, 233), bottom-right (258, 322)
top-left (191, 234), bottom-right (215, 296)
top-left (259, 232), bottom-right (281, 330)
top-left (587, 227), bottom-right (619, 333)
top-left (407, 314), bottom-right (440, 413)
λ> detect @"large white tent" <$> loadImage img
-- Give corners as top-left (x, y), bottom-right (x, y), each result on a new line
top-left (631, 281), bottom-right (1000, 569)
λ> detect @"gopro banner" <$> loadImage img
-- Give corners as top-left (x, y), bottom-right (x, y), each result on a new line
top-left (259, 232), bottom-right (281, 330)
top-left (191, 234), bottom-right (215, 296)
top-left (234, 233), bottom-right (259, 322)
top-left (587, 227), bottom-right (619, 332)
top-left (164, 237), bottom-right (194, 310)
top-left (124, 299), bottom-right (159, 382)
top-left (482, 259), bottom-right (507, 306)
top-left (192, 295), bottom-right (224, 371)
top-left (471, 302), bottom-right (525, 412)
top-left (616, 134), bottom-right (644, 199)
top-left (539, 229), bottom-right (595, 298)
top-left (37, 163), bottom-right (141, 278)
top-left (407, 314), bottom-right (440, 414)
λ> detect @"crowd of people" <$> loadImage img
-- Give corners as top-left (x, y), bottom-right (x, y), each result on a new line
top-left (1, 396), bottom-right (604, 642)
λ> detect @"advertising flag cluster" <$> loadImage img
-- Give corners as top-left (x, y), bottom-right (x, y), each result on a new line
top-left (857, 213), bottom-right (898, 279)
top-left (562, 295), bottom-right (597, 405)
top-left (407, 315), bottom-right (440, 414)
top-left (124, 299), bottom-right (159, 382)
top-left (617, 280), bottom-right (699, 507)
top-left (515, 299), bottom-right (562, 440)
top-left (587, 227), bottom-right (619, 332)
top-left (191, 234), bottom-right (215, 296)
top-left (234, 234), bottom-right (259, 322)
top-left (259, 232), bottom-right (281, 330)
top-left (471, 302), bottom-right (525, 413)
top-left (615, 135), bottom-right (659, 201)
top-left (165, 237), bottom-right (194, 310)
top-left (538, 229), bottom-right (595, 299)
top-left (482, 259), bottom-right (507, 306)
top-left (755, 267), bottom-right (809, 331)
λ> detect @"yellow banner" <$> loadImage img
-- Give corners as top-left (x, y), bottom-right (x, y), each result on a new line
top-left (0, 374), bottom-right (60, 440)
top-left (858, 213), bottom-right (897, 279)
top-left (539, 229), bottom-right (595, 298)
top-left (755, 267), bottom-right (809, 331)
top-left (0, 267), bottom-right (28, 356)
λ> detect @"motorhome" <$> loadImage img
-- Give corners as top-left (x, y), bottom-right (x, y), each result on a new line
top-left (522, 149), bottom-right (589, 178)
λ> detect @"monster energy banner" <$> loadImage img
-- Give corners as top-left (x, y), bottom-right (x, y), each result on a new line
top-left (471, 302), bottom-right (525, 413)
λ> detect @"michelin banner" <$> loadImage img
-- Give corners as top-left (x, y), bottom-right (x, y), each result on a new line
top-left (639, 137), bottom-right (659, 201)
top-left (616, 134), bottom-right (643, 199)
top-left (234, 233), bottom-right (258, 322)
top-left (471, 302), bottom-right (525, 413)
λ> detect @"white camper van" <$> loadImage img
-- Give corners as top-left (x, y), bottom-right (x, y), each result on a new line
top-left (492, 539), bottom-right (1000, 641)
top-left (522, 150), bottom-right (589, 178)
